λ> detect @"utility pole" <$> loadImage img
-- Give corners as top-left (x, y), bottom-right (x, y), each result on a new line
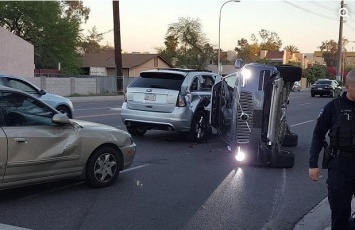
top-left (336, 0), bottom-right (344, 82)
top-left (113, 0), bottom-right (123, 93)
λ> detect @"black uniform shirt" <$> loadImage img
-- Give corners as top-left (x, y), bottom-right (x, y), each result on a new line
top-left (309, 92), bottom-right (355, 168)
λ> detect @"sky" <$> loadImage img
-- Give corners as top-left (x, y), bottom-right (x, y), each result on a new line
top-left (81, 0), bottom-right (355, 54)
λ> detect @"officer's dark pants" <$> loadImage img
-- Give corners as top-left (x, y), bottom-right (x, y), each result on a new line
top-left (328, 158), bottom-right (355, 230)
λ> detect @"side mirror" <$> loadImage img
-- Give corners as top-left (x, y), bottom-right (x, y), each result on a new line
top-left (52, 113), bottom-right (70, 124)
top-left (39, 89), bottom-right (47, 96)
top-left (234, 59), bottom-right (244, 69)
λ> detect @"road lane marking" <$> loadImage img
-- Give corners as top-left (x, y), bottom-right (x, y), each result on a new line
top-left (123, 164), bottom-right (150, 173)
top-left (75, 107), bottom-right (121, 111)
top-left (290, 120), bottom-right (314, 127)
top-left (75, 113), bottom-right (120, 119)
top-left (298, 103), bottom-right (312, 106)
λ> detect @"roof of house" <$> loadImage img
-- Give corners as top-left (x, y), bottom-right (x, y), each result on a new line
top-left (81, 51), bottom-right (174, 69)
top-left (265, 51), bottom-right (284, 59)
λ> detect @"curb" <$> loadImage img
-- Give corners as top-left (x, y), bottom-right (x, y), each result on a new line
top-left (293, 198), bottom-right (330, 230)
top-left (67, 95), bottom-right (123, 103)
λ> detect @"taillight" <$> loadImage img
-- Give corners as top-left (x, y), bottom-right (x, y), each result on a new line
top-left (176, 95), bottom-right (187, 107)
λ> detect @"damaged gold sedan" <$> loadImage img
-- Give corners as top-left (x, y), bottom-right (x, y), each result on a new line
top-left (0, 86), bottom-right (136, 189)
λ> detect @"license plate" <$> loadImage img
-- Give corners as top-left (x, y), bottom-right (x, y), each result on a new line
top-left (144, 93), bottom-right (156, 101)
top-left (318, 88), bottom-right (322, 90)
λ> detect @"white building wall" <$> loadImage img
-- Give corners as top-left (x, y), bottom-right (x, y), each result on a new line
top-left (0, 27), bottom-right (34, 77)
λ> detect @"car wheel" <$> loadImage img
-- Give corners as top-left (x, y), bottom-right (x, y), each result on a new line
top-left (272, 150), bottom-right (295, 168)
top-left (311, 93), bottom-right (315, 97)
top-left (188, 110), bottom-right (208, 143)
top-left (56, 105), bottom-right (72, 118)
top-left (85, 146), bottom-right (121, 188)
top-left (126, 126), bottom-right (147, 136)
top-left (330, 90), bottom-right (335, 98)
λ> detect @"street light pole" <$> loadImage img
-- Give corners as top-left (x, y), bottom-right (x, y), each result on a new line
top-left (218, 0), bottom-right (240, 75)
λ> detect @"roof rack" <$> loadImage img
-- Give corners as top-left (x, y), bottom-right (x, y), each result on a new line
top-left (155, 68), bottom-right (212, 73)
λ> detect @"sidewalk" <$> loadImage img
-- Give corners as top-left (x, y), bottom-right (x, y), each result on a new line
top-left (293, 197), bottom-right (355, 230)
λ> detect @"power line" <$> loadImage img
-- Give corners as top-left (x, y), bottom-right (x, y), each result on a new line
top-left (282, 0), bottom-right (337, 20)
top-left (307, 0), bottom-right (334, 11)
top-left (282, 0), bottom-right (355, 31)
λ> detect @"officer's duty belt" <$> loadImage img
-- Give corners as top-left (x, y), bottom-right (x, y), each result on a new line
top-left (333, 150), bottom-right (355, 159)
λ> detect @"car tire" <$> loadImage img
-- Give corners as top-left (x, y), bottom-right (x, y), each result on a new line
top-left (330, 90), bottom-right (335, 98)
top-left (272, 150), bottom-right (295, 168)
top-left (56, 105), bottom-right (72, 118)
top-left (311, 93), bottom-right (315, 97)
top-left (126, 126), bottom-right (147, 136)
top-left (282, 133), bottom-right (298, 147)
top-left (188, 110), bottom-right (208, 143)
top-left (85, 146), bottom-right (121, 188)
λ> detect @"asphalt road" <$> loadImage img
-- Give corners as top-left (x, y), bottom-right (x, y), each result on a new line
top-left (0, 90), bottom-right (333, 230)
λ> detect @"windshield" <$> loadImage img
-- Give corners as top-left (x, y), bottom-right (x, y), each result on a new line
top-left (315, 80), bottom-right (332, 85)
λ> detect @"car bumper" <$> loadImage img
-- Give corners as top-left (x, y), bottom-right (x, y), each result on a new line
top-left (120, 142), bottom-right (137, 170)
top-left (121, 102), bottom-right (193, 132)
top-left (311, 89), bottom-right (332, 95)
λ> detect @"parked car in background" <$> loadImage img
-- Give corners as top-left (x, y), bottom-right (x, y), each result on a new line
top-left (292, 81), bottom-right (301, 91)
top-left (0, 86), bottom-right (136, 189)
top-left (310, 79), bottom-right (342, 97)
top-left (121, 68), bottom-right (222, 142)
top-left (0, 74), bottom-right (74, 118)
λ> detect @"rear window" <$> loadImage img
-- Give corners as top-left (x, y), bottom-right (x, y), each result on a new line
top-left (129, 72), bottom-right (185, 91)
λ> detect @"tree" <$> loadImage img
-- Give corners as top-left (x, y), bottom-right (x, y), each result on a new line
top-left (252, 29), bottom-right (282, 51)
top-left (0, 1), bottom-right (90, 74)
top-left (284, 45), bottom-right (299, 54)
top-left (234, 38), bottom-right (259, 63)
top-left (79, 26), bottom-right (104, 54)
top-left (156, 35), bottom-right (178, 64)
top-left (234, 29), bottom-right (282, 64)
top-left (158, 17), bottom-right (214, 69)
top-left (304, 64), bottom-right (330, 84)
top-left (318, 39), bottom-right (338, 67)
top-left (318, 38), bottom-right (348, 67)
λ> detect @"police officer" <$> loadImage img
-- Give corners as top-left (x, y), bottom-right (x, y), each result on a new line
top-left (309, 70), bottom-right (355, 230)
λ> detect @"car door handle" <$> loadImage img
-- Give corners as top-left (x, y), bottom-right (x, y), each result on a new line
top-left (14, 138), bottom-right (27, 144)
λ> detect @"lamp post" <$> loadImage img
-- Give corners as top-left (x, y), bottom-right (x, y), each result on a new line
top-left (218, 0), bottom-right (240, 75)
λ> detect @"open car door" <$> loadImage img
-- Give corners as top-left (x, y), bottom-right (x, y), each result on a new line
top-left (210, 74), bottom-right (238, 145)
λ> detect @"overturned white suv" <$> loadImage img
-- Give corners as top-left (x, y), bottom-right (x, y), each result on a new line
top-left (121, 68), bottom-right (222, 142)
top-left (210, 62), bottom-right (301, 168)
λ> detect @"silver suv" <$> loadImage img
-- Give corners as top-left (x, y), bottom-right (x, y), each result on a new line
top-left (121, 68), bottom-right (222, 142)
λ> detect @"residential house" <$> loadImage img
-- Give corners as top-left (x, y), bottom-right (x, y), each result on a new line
top-left (81, 51), bottom-right (174, 77)
top-left (0, 27), bottom-right (34, 78)
top-left (259, 50), bottom-right (304, 66)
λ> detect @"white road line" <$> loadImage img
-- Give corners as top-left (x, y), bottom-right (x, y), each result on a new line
top-left (290, 120), bottom-right (314, 127)
top-left (123, 164), bottom-right (150, 173)
top-left (298, 103), bottom-right (312, 106)
top-left (75, 107), bottom-right (121, 111)
top-left (75, 113), bottom-right (120, 119)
